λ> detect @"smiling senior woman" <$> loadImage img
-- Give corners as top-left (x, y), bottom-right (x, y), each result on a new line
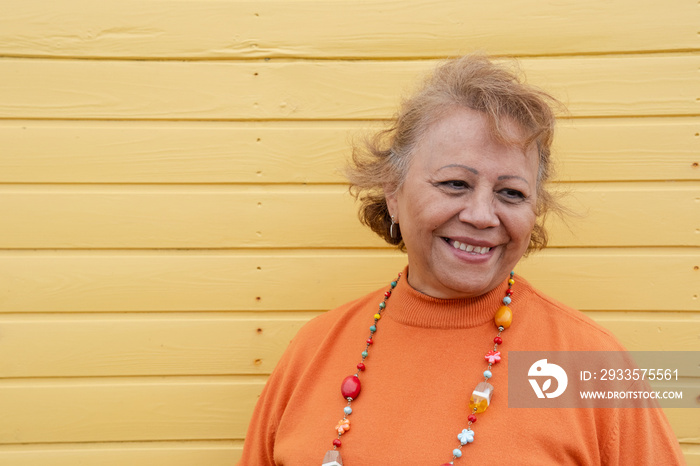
top-left (239, 55), bottom-right (684, 465)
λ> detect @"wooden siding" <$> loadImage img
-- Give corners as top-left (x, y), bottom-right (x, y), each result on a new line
top-left (0, 0), bottom-right (698, 464)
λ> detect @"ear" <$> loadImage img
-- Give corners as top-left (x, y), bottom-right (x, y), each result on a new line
top-left (384, 183), bottom-right (399, 222)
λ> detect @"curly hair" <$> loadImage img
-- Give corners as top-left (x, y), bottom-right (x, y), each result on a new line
top-left (346, 54), bottom-right (564, 252)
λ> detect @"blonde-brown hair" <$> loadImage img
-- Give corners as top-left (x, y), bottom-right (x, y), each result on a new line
top-left (346, 54), bottom-right (564, 252)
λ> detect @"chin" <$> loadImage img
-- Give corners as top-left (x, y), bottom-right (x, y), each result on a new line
top-left (443, 277), bottom-right (493, 298)
top-left (421, 268), bottom-right (495, 299)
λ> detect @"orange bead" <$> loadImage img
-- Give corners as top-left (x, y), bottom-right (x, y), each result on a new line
top-left (494, 305), bottom-right (513, 328)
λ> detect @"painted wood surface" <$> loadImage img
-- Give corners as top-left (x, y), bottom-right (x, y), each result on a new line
top-left (1, 0), bottom-right (698, 463)
top-left (1, 378), bottom-right (698, 445)
top-left (0, 441), bottom-right (242, 466)
top-left (0, 312), bottom-right (696, 379)
top-left (0, 251), bottom-right (697, 312)
top-left (0, 184), bottom-right (695, 248)
top-left (1, 0), bottom-right (697, 59)
top-left (1, 56), bottom-right (699, 120)
top-left (1, 119), bottom-right (697, 183)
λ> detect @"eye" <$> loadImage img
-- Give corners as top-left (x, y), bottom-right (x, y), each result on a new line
top-left (438, 180), bottom-right (470, 190)
top-left (499, 188), bottom-right (526, 200)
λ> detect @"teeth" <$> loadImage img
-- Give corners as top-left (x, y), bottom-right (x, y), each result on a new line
top-left (450, 240), bottom-right (491, 254)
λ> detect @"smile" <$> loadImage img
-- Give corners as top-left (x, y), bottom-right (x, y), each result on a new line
top-left (443, 238), bottom-right (492, 255)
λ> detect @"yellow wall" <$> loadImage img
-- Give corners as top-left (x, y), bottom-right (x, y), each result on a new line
top-left (0, 1), bottom-right (698, 464)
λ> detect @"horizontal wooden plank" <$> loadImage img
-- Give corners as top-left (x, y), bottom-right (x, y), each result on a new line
top-left (0, 441), bottom-right (242, 466)
top-left (1, 56), bottom-right (698, 120)
top-left (0, 313), bottom-right (314, 377)
top-left (0, 250), bottom-right (696, 312)
top-left (0, 312), bottom-right (696, 378)
top-left (586, 312), bottom-right (700, 352)
top-left (0, 377), bottom-right (263, 444)
top-left (0, 378), bottom-right (696, 445)
top-left (552, 119), bottom-right (700, 182)
top-left (0, 0), bottom-right (697, 59)
top-left (680, 443), bottom-right (700, 464)
top-left (546, 183), bottom-right (699, 248)
top-left (666, 408), bottom-right (700, 444)
top-left (516, 250), bottom-right (699, 312)
top-left (0, 118), bottom-right (697, 183)
top-left (0, 184), bottom-right (695, 248)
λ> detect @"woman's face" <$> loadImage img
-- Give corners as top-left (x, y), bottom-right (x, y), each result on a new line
top-left (386, 107), bottom-right (539, 299)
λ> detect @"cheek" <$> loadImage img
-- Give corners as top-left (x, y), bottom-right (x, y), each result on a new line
top-left (507, 211), bottom-right (537, 244)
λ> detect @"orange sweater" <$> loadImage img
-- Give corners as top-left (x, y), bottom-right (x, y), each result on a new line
top-left (239, 268), bottom-right (685, 465)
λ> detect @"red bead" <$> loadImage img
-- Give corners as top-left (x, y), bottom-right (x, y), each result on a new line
top-left (494, 336), bottom-right (503, 344)
top-left (384, 290), bottom-right (392, 298)
top-left (506, 289), bottom-right (513, 296)
top-left (333, 439), bottom-right (342, 447)
top-left (357, 363), bottom-right (365, 371)
top-left (366, 338), bottom-right (373, 345)
top-left (468, 414), bottom-right (477, 423)
top-left (341, 375), bottom-right (362, 400)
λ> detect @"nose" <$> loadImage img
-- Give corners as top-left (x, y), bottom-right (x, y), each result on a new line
top-left (457, 191), bottom-right (500, 229)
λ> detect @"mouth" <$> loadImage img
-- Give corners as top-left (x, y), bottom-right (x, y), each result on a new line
top-left (442, 237), bottom-right (492, 255)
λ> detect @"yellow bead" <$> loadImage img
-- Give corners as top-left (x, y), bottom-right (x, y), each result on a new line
top-left (469, 382), bottom-right (494, 413)
top-left (374, 313), bottom-right (382, 320)
top-left (494, 305), bottom-right (513, 328)
top-left (508, 278), bottom-right (515, 285)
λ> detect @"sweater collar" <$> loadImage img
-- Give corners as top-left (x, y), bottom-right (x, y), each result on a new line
top-left (387, 266), bottom-right (511, 329)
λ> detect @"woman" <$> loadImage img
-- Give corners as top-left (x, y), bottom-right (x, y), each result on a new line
top-left (239, 55), bottom-right (684, 465)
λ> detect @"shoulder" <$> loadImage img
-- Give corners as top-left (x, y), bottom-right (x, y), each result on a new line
top-left (281, 285), bottom-right (386, 359)
top-left (515, 275), bottom-right (627, 351)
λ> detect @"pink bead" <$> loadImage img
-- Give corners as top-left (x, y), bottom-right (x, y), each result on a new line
top-left (468, 414), bottom-right (477, 423)
top-left (357, 363), bottom-right (365, 371)
top-left (484, 350), bottom-right (501, 364)
top-left (341, 375), bottom-right (361, 400)
top-left (333, 439), bottom-right (342, 447)
top-left (494, 336), bottom-right (503, 344)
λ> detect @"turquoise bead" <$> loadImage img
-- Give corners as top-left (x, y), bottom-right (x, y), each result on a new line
top-left (370, 325), bottom-right (377, 332)
top-left (379, 302), bottom-right (386, 309)
top-left (502, 296), bottom-right (512, 305)
top-left (453, 448), bottom-right (462, 458)
top-left (484, 370), bottom-right (492, 379)
top-left (391, 281), bottom-right (397, 288)
top-left (362, 351), bottom-right (368, 358)
top-left (344, 406), bottom-right (352, 415)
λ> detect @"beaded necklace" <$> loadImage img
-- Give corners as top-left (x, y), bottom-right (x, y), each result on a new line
top-left (322, 271), bottom-right (516, 466)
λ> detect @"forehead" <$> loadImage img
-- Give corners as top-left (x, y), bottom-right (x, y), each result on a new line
top-left (410, 107), bottom-right (538, 174)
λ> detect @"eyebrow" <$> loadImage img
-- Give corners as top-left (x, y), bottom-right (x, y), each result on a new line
top-left (438, 164), bottom-right (530, 186)
top-left (498, 175), bottom-right (530, 186)
top-left (438, 164), bottom-right (478, 175)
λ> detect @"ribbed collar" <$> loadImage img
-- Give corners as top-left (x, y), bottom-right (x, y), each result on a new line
top-left (386, 266), bottom-right (511, 329)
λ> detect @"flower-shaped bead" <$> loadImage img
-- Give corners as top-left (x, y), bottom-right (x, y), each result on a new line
top-left (484, 350), bottom-right (501, 364)
top-left (458, 429), bottom-right (475, 445)
top-left (335, 419), bottom-right (350, 435)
